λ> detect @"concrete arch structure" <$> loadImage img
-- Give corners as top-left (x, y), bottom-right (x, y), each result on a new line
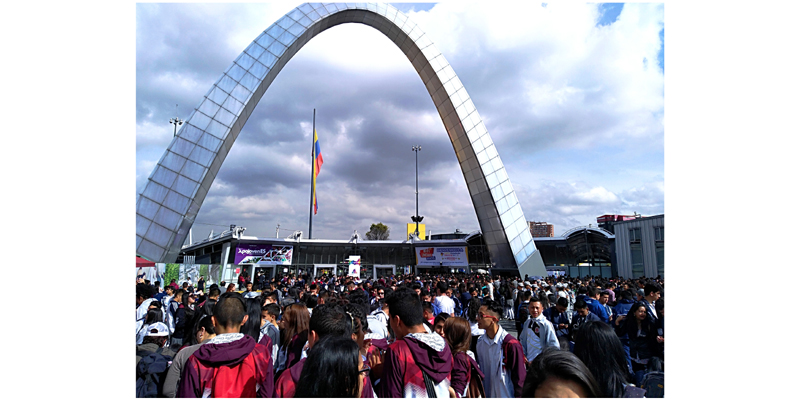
top-left (136, 2), bottom-right (546, 276)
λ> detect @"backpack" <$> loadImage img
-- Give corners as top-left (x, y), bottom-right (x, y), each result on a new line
top-left (465, 360), bottom-right (486, 398)
top-left (210, 352), bottom-right (258, 398)
top-left (135, 348), bottom-right (173, 398)
top-left (640, 372), bottom-right (664, 398)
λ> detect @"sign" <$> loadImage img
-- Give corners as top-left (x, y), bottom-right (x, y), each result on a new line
top-left (406, 223), bottom-right (426, 240)
top-left (234, 243), bottom-right (293, 265)
top-left (415, 247), bottom-right (468, 266)
top-left (348, 256), bottom-right (361, 279)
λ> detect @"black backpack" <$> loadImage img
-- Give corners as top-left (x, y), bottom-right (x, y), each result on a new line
top-left (135, 348), bottom-right (173, 398)
top-left (640, 371), bottom-right (664, 398)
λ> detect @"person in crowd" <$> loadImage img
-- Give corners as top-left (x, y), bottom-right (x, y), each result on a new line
top-left (515, 290), bottom-right (531, 339)
top-left (466, 296), bottom-right (485, 354)
top-left (367, 298), bottom-right (391, 340)
top-left (154, 284), bottom-right (173, 304)
top-left (196, 275), bottom-right (205, 293)
top-left (444, 316), bottom-right (484, 398)
top-left (543, 297), bottom-right (571, 339)
top-left (274, 303), bottom-right (355, 397)
top-left (519, 296), bottom-right (559, 363)
top-left (295, 335), bottom-right (367, 398)
top-left (580, 286), bottom-right (610, 322)
top-left (643, 283), bottom-right (662, 321)
top-left (433, 281), bottom-right (456, 317)
top-left (241, 298), bottom-right (264, 344)
top-left (433, 313), bottom-right (450, 338)
top-left (521, 347), bottom-right (603, 398)
top-left (177, 292), bottom-right (273, 397)
top-left (136, 283), bottom-right (158, 322)
top-left (259, 303), bottom-right (281, 353)
top-left (422, 301), bottom-right (436, 326)
top-left (370, 287), bottom-right (453, 398)
top-left (276, 303), bottom-right (310, 376)
top-left (654, 298), bottom-right (665, 361)
top-left (136, 306), bottom-right (164, 345)
top-left (198, 286), bottom-right (220, 317)
top-left (617, 302), bottom-right (659, 383)
top-left (599, 290), bottom-right (615, 324)
top-left (162, 315), bottom-right (217, 398)
top-left (169, 289), bottom-right (187, 350)
top-left (181, 291), bottom-right (198, 348)
top-left (573, 321), bottom-right (634, 398)
top-left (569, 299), bottom-right (602, 343)
top-left (475, 300), bottom-right (526, 398)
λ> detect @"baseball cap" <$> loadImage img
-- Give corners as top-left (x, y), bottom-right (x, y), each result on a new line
top-left (146, 322), bottom-right (170, 337)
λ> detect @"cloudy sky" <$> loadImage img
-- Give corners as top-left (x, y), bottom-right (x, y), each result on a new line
top-left (136, 2), bottom-right (664, 242)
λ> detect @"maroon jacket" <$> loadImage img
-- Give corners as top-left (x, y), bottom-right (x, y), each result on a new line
top-left (377, 334), bottom-right (453, 398)
top-left (177, 334), bottom-right (273, 398)
top-left (450, 351), bottom-right (484, 397)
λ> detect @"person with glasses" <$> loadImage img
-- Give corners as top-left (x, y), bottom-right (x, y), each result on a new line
top-left (475, 300), bottom-right (527, 398)
top-left (295, 335), bottom-right (369, 398)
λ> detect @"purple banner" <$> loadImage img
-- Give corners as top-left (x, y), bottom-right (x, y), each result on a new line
top-left (234, 243), bottom-right (272, 265)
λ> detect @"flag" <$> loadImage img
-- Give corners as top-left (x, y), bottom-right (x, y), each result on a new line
top-left (313, 129), bottom-right (323, 214)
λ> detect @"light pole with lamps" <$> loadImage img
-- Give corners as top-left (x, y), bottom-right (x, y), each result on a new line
top-left (411, 145), bottom-right (424, 238)
top-left (170, 104), bottom-right (183, 137)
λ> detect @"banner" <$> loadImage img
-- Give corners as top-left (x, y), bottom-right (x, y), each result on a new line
top-left (348, 256), bottom-right (361, 279)
top-left (415, 247), bottom-right (469, 266)
top-left (234, 243), bottom-right (293, 265)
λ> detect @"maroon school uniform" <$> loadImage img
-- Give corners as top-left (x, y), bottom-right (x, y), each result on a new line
top-left (273, 356), bottom-right (375, 398)
top-left (450, 351), bottom-right (484, 397)
top-left (377, 332), bottom-right (453, 398)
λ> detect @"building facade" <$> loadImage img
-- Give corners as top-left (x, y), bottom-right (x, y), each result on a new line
top-left (612, 214), bottom-right (664, 279)
top-left (529, 221), bottom-right (554, 237)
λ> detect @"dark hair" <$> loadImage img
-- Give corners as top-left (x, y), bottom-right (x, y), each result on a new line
top-left (345, 302), bottom-right (368, 336)
top-left (386, 287), bottom-right (425, 327)
top-left (521, 347), bottom-right (603, 398)
top-left (240, 298), bottom-right (262, 342)
top-left (433, 312), bottom-right (450, 327)
top-left (482, 300), bottom-right (504, 318)
top-left (187, 314), bottom-right (217, 346)
top-left (586, 286), bottom-right (598, 298)
top-left (622, 302), bottom-right (655, 336)
top-left (574, 299), bottom-right (588, 310)
top-left (422, 301), bottom-right (434, 314)
top-left (521, 290), bottom-right (532, 301)
top-left (144, 308), bottom-right (163, 325)
top-left (655, 298), bottom-right (664, 313)
top-left (207, 287), bottom-right (221, 298)
top-left (295, 335), bottom-right (362, 398)
top-left (572, 321), bottom-right (632, 397)
top-left (309, 303), bottom-right (351, 339)
top-left (305, 295), bottom-right (318, 309)
top-left (620, 290), bottom-right (633, 300)
top-left (212, 292), bottom-right (246, 328)
top-left (142, 335), bottom-right (168, 348)
top-left (556, 297), bottom-right (568, 308)
top-left (263, 303), bottom-right (281, 318)
top-left (466, 297), bottom-right (482, 323)
top-left (644, 282), bottom-right (662, 297)
top-left (443, 317), bottom-right (471, 355)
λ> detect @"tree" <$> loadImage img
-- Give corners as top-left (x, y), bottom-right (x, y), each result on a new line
top-left (366, 222), bottom-right (390, 240)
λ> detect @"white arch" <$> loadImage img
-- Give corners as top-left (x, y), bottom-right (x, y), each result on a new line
top-left (135, 3), bottom-right (546, 276)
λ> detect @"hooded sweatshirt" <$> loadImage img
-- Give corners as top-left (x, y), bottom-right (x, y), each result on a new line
top-left (177, 333), bottom-right (273, 398)
top-left (451, 351), bottom-right (484, 397)
top-left (377, 331), bottom-right (453, 398)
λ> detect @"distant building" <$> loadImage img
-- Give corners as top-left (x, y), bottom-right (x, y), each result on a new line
top-left (596, 214), bottom-right (637, 232)
top-left (529, 221), bottom-right (554, 238)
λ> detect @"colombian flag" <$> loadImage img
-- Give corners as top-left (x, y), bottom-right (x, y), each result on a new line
top-left (313, 130), bottom-right (323, 214)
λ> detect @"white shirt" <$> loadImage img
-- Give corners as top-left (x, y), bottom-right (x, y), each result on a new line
top-left (434, 294), bottom-right (455, 315)
top-left (476, 326), bottom-right (515, 398)
top-left (519, 314), bottom-right (559, 362)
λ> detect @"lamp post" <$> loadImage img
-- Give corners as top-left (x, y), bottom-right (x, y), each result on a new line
top-left (170, 104), bottom-right (183, 137)
top-left (411, 145), bottom-right (424, 238)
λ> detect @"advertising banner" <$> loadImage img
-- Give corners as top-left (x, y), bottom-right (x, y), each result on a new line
top-left (415, 247), bottom-right (469, 266)
top-left (348, 256), bottom-right (361, 279)
top-left (234, 243), bottom-right (293, 265)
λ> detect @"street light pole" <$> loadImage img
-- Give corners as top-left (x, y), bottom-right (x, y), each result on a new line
top-left (411, 145), bottom-right (423, 238)
top-left (170, 105), bottom-right (183, 137)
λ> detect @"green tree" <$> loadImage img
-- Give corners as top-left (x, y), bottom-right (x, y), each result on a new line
top-left (366, 222), bottom-right (390, 240)
top-left (165, 263), bottom-right (180, 284)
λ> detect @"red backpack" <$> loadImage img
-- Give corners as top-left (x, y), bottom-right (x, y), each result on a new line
top-left (210, 353), bottom-right (258, 398)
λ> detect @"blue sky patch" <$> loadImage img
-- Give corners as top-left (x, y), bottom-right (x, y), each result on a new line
top-left (597, 3), bottom-right (624, 26)
top-left (391, 3), bottom-right (437, 13)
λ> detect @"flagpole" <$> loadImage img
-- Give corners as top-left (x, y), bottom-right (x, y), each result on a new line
top-left (308, 109), bottom-right (315, 240)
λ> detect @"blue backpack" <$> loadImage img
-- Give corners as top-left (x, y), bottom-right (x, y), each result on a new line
top-left (640, 371), bottom-right (664, 398)
top-left (135, 348), bottom-right (173, 397)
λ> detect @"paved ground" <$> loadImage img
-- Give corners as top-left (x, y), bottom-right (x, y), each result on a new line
top-left (499, 318), bottom-right (518, 337)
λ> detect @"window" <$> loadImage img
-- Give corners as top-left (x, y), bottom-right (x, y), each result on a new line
top-left (656, 242), bottom-right (664, 278)
top-left (630, 243), bottom-right (644, 278)
top-left (654, 226), bottom-right (664, 241)
top-left (630, 228), bottom-right (641, 243)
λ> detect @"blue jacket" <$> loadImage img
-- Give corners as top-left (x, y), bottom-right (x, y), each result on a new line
top-left (569, 311), bottom-right (601, 341)
top-left (578, 295), bottom-right (609, 322)
top-left (542, 306), bottom-right (570, 337)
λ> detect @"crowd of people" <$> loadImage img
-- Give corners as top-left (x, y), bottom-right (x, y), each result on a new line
top-left (135, 271), bottom-right (664, 398)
